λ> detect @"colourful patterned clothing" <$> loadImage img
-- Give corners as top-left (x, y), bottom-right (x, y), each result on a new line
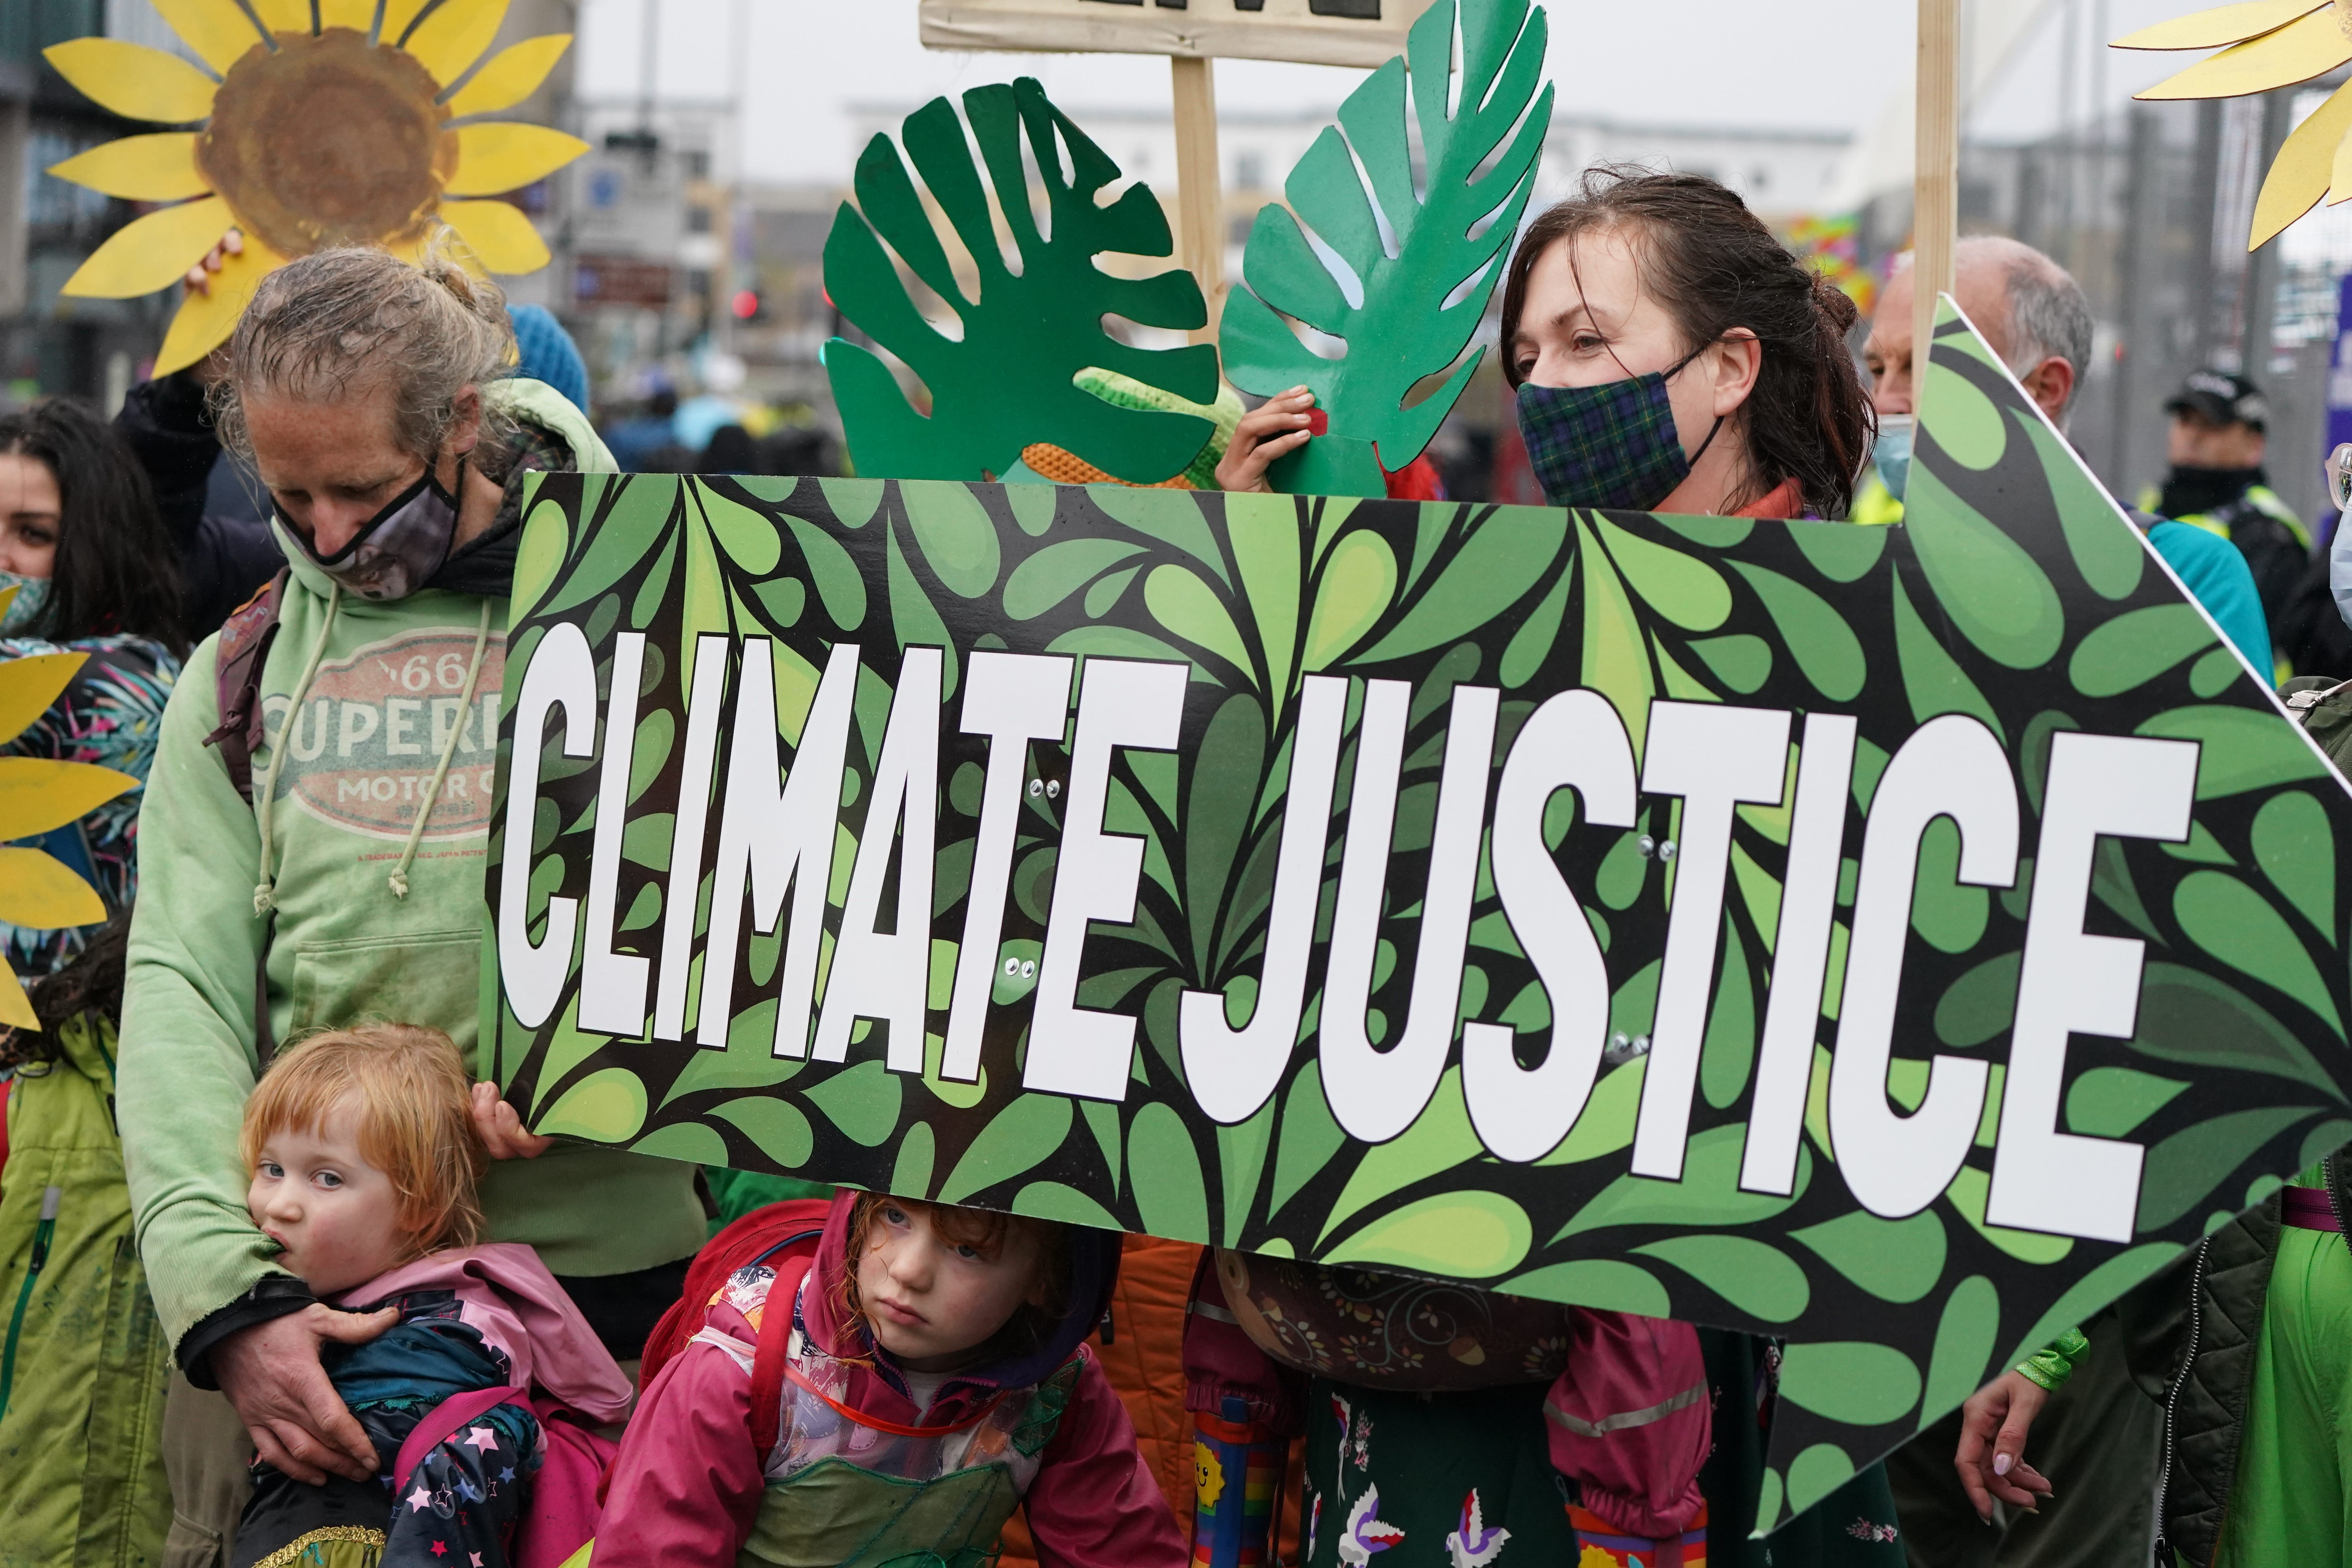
top-left (0, 632), bottom-right (178, 971)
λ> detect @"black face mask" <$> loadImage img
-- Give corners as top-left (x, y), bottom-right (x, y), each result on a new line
top-left (277, 459), bottom-right (463, 602)
top-left (2158, 465), bottom-right (2266, 521)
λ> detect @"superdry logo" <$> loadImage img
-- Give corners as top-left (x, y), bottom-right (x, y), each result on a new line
top-left (258, 627), bottom-right (508, 843)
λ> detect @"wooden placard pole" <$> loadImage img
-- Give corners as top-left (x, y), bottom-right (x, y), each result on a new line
top-left (1916, 0), bottom-right (1960, 374)
top-left (1171, 54), bottom-right (1225, 347)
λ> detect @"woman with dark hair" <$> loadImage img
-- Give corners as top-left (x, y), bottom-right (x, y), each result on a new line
top-left (1498, 166), bottom-right (1875, 520)
top-left (0, 399), bottom-right (187, 972)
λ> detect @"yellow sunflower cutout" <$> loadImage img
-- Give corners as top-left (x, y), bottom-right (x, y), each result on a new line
top-left (42, 0), bottom-right (588, 375)
top-left (0, 590), bottom-right (139, 1029)
top-left (2117, 0), bottom-right (2352, 250)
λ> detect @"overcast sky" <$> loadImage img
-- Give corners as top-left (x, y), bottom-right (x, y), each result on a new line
top-left (573, 0), bottom-right (2234, 190)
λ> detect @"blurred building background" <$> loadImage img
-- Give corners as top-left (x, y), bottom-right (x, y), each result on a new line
top-left (9, 0), bottom-right (2352, 528)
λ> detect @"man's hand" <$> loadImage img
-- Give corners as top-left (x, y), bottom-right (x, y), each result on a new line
top-left (1214, 387), bottom-right (1318, 494)
top-left (1955, 1368), bottom-right (2056, 1519)
top-left (472, 1080), bottom-right (553, 1160)
top-left (212, 1304), bottom-right (399, 1485)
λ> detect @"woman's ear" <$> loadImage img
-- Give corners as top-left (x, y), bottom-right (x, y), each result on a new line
top-left (446, 385), bottom-right (483, 458)
top-left (1710, 332), bottom-right (1764, 418)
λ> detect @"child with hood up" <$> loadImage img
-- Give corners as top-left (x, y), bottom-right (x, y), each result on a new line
top-left (596, 1189), bottom-right (1185, 1568)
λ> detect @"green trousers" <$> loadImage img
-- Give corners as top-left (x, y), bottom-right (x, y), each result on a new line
top-left (2216, 1222), bottom-right (2352, 1568)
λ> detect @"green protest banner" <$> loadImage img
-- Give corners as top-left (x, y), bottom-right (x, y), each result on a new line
top-left (484, 302), bottom-right (2352, 1521)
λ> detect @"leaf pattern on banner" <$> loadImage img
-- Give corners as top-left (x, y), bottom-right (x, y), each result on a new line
top-left (495, 297), bottom-right (2352, 1529)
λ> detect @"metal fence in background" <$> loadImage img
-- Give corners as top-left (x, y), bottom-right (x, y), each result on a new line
top-left (1859, 82), bottom-right (2352, 528)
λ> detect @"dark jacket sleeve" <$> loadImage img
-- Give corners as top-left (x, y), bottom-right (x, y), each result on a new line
top-left (114, 373), bottom-right (218, 551)
top-left (113, 374), bottom-right (282, 637)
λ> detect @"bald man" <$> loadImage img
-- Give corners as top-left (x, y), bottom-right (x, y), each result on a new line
top-left (1866, 235), bottom-right (2083, 430)
top-left (1855, 238), bottom-right (2271, 680)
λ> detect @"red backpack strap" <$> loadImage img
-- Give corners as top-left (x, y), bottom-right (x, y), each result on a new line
top-left (392, 1383), bottom-right (527, 1494)
top-left (202, 568), bottom-right (289, 805)
top-left (746, 1255), bottom-right (815, 1459)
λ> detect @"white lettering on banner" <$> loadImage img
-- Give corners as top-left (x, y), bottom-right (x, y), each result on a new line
top-left (578, 633), bottom-right (652, 1038)
top-left (653, 635), bottom-right (735, 1042)
top-left (815, 648), bottom-right (946, 1072)
top-left (943, 652), bottom-right (1076, 1083)
top-left (1321, 681), bottom-right (1499, 1145)
top-left (1465, 688), bottom-right (1638, 1163)
top-left (1632, 701), bottom-right (1793, 1180)
top-left (500, 603), bottom-right (2218, 1239)
top-left (698, 641), bottom-right (861, 1056)
top-left (1987, 733), bottom-right (2198, 1241)
top-left (1025, 658), bottom-right (1190, 1102)
top-left (1740, 713), bottom-right (1859, 1196)
top-left (1181, 673), bottom-right (1348, 1125)
top-left (1831, 715), bottom-right (2018, 1219)
top-left (499, 622), bottom-right (597, 1030)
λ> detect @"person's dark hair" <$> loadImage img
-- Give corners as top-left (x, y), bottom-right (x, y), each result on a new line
top-left (0, 400), bottom-right (185, 650)
top-left (700, 425), bottom-right (759, 474)
top-left (0, 910), bottom-right (129, 1069)
top-left (1499, 166), bottom-right (1876, 519)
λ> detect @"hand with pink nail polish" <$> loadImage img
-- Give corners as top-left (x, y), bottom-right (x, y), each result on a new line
top-left (1954, 1369), bottom-right (2056, 1520)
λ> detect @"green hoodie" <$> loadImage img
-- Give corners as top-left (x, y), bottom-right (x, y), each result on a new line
top-left (118, 380), bottom-right (704, 1354)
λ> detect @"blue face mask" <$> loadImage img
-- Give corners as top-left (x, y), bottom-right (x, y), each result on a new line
top-left (1873, 415), bottom-right (1914, 502)
top-left (0, 572), bottom-right (53, 637)
top-left (1515, 343), bottom-right (1721, 512)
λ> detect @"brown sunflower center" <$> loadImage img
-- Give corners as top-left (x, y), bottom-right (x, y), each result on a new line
top-left (196, 27), bottom-right (456, 257)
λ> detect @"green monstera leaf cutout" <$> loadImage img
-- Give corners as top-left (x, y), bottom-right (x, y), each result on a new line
top-left (823, 77), bottom-right (1218, 485)
top-left (1221, 0), bottom-right (1552, 484)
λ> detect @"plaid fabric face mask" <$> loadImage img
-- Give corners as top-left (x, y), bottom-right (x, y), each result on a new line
top-left (1515, 345), bottom-right (1720, 511)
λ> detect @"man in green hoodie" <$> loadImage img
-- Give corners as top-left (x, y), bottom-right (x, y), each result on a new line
top-left (117, 246), bottom-right (704, 1567)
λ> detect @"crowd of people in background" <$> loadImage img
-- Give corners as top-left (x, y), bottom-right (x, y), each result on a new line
top-left (0, 166), bottom-right (2347, 1568)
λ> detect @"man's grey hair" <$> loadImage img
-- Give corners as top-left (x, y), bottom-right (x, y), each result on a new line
top-left (1958, 236), bottom-right (2094, 431)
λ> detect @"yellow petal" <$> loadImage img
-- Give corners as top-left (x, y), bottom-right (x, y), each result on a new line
top-left (153, 232), bottom-right (287, 376)
top-left (42, 38), bottom-right (220, 123)
top-left (0, 967), bottom-right (38, 1033)
top-left (2114, 0), bottom-right (2326, 49)
top-left (319, 0), bottom-right (375, 28)
top-left (0, 760), bottom-right (137, 842)
top-left (2256, 76), bottom-right (2352, 240)
top-left (443, 123), bottom-right (589, 195)
top-left (2331, 128), bottom-right (2352, 206)
top-left (151, 0), bottom-right (267, 73)
top-left (405, 0), bottom-right (510, 89)
top-left (61, 196), bottom-right (231, 299)
top-left (439, 198), bottom-right (551, 272)
top-left (2137, 5), bottom-right (2352, 96)
top-left (249, 0), bottom-right (312, 33)
top-left (445, 34), bottom-right (571, 117)
top-left (48, 133), bottom-right (211, 201)
top-left (0, 848), bottom-right (109, 931)
top-left (384, 0), bottom-right (442, 46)
top-left (0, 653), bottom-right (86, 742)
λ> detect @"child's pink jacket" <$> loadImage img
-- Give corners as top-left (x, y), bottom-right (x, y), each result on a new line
top-left (595, 1190), bottom-right (1185, 1568)
top-left (327, 1241), bottom-right (634, 1421)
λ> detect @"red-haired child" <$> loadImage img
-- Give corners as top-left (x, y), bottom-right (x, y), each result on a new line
top-left (230, 1024), bottom-right (631, 1568)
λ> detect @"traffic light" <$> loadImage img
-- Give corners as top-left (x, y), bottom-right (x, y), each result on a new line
top-left (730, 288), bottom-right (763, 321)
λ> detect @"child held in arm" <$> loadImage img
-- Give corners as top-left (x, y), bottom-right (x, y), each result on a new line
top-left (597, 1191), bottom-right (1187, 1568)
top-left (232, 1025), bottom-right (633, 1568)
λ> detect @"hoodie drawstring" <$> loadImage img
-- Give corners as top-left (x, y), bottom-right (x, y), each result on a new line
top-left (253, 584), bottom-right (341, 916)
top-left (389, 599), bottom-right (494, 899)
